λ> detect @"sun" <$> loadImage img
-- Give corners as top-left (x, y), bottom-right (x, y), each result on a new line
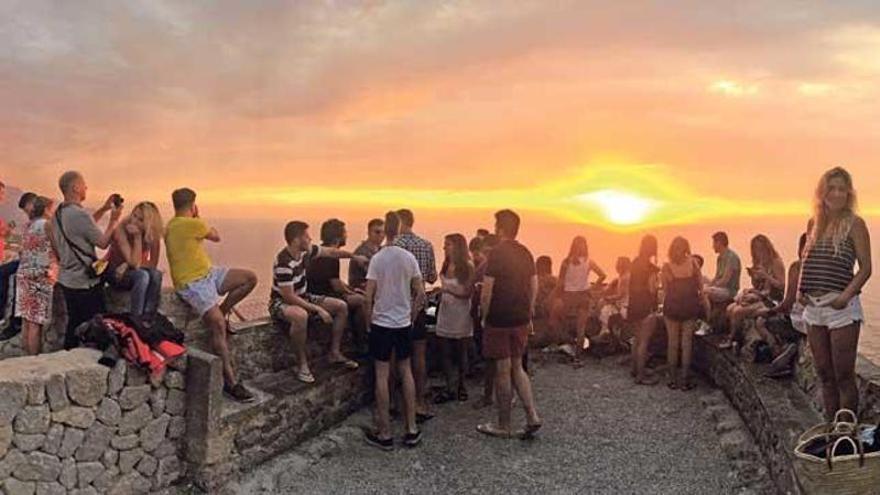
top-left (575, 189), bottom-right (658, 226)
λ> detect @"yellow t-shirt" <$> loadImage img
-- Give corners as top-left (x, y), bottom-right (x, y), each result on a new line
top-left (165, 216), bottom-right (213, 289)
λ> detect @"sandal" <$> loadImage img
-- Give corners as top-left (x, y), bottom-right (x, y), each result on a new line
top-left (476, 423), bottom-right (513, 439)
top-left (330, 358), bottom-right (359, 370)
top-left (519, 421), bottom-right (543, 440)
top-left (296, 369), bottom-right (316, 384)
top-left (433, 390), bottom-right (456, 405)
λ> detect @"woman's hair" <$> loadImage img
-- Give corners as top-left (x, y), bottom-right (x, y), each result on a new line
top-left (808, 166), bottom-right (857, 256)
top-left (668, 236), bottom-right (691, 264)
top-left (615, 256), bottom-right (631, 273)
top-left (132, 202), bottom-right (164, 245)
top-left (441, 233), bottom-right (473, 285)
top-left (30, 196), bottom-right (54, 220)
top-left (566, 236), bottom-right (589, 265)
top-left (750, 234), bottom-right (781, 268)
top-left (536, 256), bottom-right (553, 276)
top-left (637, 234), bottom-right (658, 261)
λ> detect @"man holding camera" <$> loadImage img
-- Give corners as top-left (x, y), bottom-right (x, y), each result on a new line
top-left (52, 171), bottom-right (123, 349)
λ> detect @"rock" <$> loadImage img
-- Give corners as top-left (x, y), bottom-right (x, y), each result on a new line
top-left (0, 380), bottom-right (27, 424)
top-left (25, 381), bottom-right (46, 406)
top-left (52, 407), bottom-right (95, 429)
top-left (45, 374), bottom-right (69, 412)
top-left (109, 471), bottom-right (149, 495)
top-left (69, 488), bottom-right (99, 495)
top-left (126, 368), bottom-right (148, 387)
top-left (152, 440), bottom-right (177, 459)
top-left (0, 423), bottom-right (12, 457)
top-left (1, 450), bottom-right (26, 479)
top-left (167, 416), bottom-right (185, 439)
top-left (140, 415), bottom-right (170, 452)
top-left (58, 427), bottom-right (85, 459)
top-left (76, 461), bottom-right (105, 488)
top-left (150, 387), bottom-right (167, 417)
top-left (91, 466), bottom-right (119, 492)
top-left (3, 479), bottom-right (36, 495)
top-left (14, 451), bottom-right (63, 482)
top-left (119, 385), bottom-right (152, 411)
top-left (41, 424), bottom-right (64, 455)
top-left (108, 361), bottom-right (126, 396)
top-left (102, 449), bottom-right (119, 469)
top-left (75, 423), bottom-right (113, 462)
top-left (110, 434), bottom-right (140, 451)
top-left (165, 389), bottom-right (185, 416)
top-left (155, 456), bottom-right (182, 488)
top-left (14, 433), bottom-right (46, 452)
top-left (118, 448), bottom-right (144, 474)
top-left (14, 405), bottom-right (51, 435)
top-left (66, 367), bottom-right (108, 407)
top-left (35, 481), bottom-right (65, 495)
top-left (118, 404), bottom-right (152, 435)
top-left (59, 458), bottom-right (77, 489)
top-left (164, 371), bottom-right (185, 390)
top-left (96, 398), bottom-right (122, 426)
top-left (135, 454), bottom-right (157, 477)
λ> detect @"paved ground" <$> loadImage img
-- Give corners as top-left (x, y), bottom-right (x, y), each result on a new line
top-left (229, 356), bottom-right (741, 495)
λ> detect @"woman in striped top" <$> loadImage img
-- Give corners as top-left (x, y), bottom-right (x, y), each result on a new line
top-left (798, 167), bottom-right (872, 419)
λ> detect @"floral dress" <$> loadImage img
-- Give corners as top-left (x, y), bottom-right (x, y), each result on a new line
top-left (15, 219), bottom-right (59, 325)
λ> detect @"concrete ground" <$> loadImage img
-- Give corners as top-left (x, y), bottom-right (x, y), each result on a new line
top-left (228, 356), bottom-right (742, 495)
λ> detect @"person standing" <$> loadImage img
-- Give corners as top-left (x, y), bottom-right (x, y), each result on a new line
top-left (51, 171), bottom-right (123, 349)
top-left (363, 211), bottom-right (425, 450)
top-left (798, 167), bottom-right (872, 419)
top-left (393, 209), bottom-right (437, 420)
top-left (15, 197), bottom-right (59, 355)
top-left (104, 202), bottom-right (164, 317)
top-left (630, 235), bottom-right (661, 385)
top-left (0, 190), bottom-right (39, 341)
top-left (348, 218), bottom-right (385, 291)
top-left (661, 237), bottom-right (704, 390)
top-left (476, 209), bottom-right (541, 439)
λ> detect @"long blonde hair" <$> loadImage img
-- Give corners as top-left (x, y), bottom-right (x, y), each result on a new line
top-left (133, 202), bottom-right (164, 246)
top-left (750, 234), bottom-right (781, 269)
top-left (807, 167), bottom-right (857, 257)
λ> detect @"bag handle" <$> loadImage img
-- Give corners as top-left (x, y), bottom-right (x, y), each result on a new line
top-left (825, 435), bottom-right (866, 471)
top-left (833, 409), bottom-right (858, 425)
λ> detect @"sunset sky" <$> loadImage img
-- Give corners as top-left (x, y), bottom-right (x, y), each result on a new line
top-left (3, 1), bottom-right (880, 228)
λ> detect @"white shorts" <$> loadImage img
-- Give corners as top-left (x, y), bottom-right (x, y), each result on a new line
top-left (802, 292), bottom-right (863, 330)
top-left (177, 266), bottom-right (229, 317)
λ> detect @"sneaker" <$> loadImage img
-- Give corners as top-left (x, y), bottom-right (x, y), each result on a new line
top-left (364, 431), bottom-right (394, 451)
top-left (403, 430), bottom-right (422, 448)
top-left (223, 383), bottom-right (256, 403)
top-left (695, 321), bottom-right (711, 336)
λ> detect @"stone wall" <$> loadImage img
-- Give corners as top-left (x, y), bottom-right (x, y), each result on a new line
top-left (0, 349), bottom-right (187, 495)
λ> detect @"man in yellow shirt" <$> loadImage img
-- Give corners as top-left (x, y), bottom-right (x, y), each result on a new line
top-left (166, 188), bottom-right (258, 403)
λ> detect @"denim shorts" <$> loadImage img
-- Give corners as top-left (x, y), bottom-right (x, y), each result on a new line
top-left (802, 292), bottom-right (864, 330)
top-left (177, 266), bottom-right (229, 317)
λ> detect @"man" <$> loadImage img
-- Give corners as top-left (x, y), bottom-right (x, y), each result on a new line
top-left (307, 219), bottom-right (369, 344)
top-left (363, 211), bottom-right (425, 450)
top-left (165, 188), bottom-right (258, 402)
top-left (0, 190), bottom-right (38, 340)
top-left (348, 218), bottom-right (385, 291)
top-left (477, 209), bottom-right (542, 439)
top-left (49, 172), bottom-right (122, 349)
top-left (270, 220), bottom-right (366, 384)
top-left (706, 232), bottom-right (742, 304)
top-left (393, 208), bottom-right (436, 420)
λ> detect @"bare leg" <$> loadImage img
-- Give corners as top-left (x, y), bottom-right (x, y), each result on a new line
top-left (574, 307), bottom-right (590, 360)
top-left (457, 338), bottom-right (469, 393)
top-left (635, 316), bottom-right (657, 382)
top-left (413, 340), bottom-right (429, 414)
top-left (319, 297), bottom-right (349, 360)
top-left (665, 318), bottom-right (682, 386)
top-left (807, 325), bottom-right (837, 420)
top-left (440, 337), bottom-right (455, 394)
top-left (830, 323), bottom-right (861, 415)
top-left (373, 360), bottom-right (392, 439)
top-left (283, 306), bottom-right (311, 374)
top-left (23, 320), bottom-right (42, 355)
top-left (680, 320), bottom-right (696, 386)
top-left (218, 268), bottom-right (257, 315)
top-left (397, 357), bottom-right (418, 434)
top-left (204, 306), bottom-right (236, 385)
top-left (495, 357), bottom-right (513, 432)
top-left (511, 354), bottom-right (540, 426)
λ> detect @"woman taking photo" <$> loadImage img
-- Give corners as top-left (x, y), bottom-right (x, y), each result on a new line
top-left (550, 236), bottom-right (606, 366)
top-left (15, 197), bottom-right (59, 355)
top-left (434, 233), bottom-right (475, 403)
top-left (105, 201), bottom-right (164, 317)
top-left (661, 237), bottom-right (704, 390)
top-left (799, 167), bottom-right (872, 419)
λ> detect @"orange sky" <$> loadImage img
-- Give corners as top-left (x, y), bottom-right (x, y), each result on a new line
top-left (2, 1), bottom-right (879, 228)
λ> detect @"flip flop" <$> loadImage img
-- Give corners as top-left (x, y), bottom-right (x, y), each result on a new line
top-left (519, 422), bottom-right (543, 440)
top-left (476, 423), bottom-right (513, 439)
top-left (330, 358), bottom-right (359, 370)
top-left (296, 370), bottom-right (316, 384)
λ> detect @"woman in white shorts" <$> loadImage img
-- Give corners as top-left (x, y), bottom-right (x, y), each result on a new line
top-left (798, 167), bottom-right (872, 419)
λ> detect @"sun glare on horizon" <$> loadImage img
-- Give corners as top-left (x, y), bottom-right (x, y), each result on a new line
top-left (575, 189), bottom-right (658, 226)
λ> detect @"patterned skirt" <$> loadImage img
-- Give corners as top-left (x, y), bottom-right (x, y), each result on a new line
top-left (15, 275), bottom-right (55, 325)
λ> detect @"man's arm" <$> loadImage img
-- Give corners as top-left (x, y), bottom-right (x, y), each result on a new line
top-left (480, 276), bottom-right (495, 327)
top-left (94, 206), bottom-right (123, 250)
top-left (424, 246), bottom-right (438, 284)
top-left (364, 280), bottom-right (377, 323)
top-left (92, 196), bottom-right (115, 222)
top-left (529, 275), bottom-right (538, 319)
top-left (203, 227), bottom-right (221, 243)
top-left (279, 285), bottom-right (330, 319)
top-left (411, 275), bottom-right (426, 320)
top-left (317, 246), bottom-right (368, 265)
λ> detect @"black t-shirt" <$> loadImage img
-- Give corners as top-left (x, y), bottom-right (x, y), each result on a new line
top-left (307, 256), bottom-right (340, 297)
top-left (485, 240), bottom-right (536, 328)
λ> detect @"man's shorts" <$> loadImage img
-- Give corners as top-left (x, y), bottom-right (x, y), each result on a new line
top-left (482, 324), bottom-right (530, 360)
top-left (177, 267), bottom-right (229, 317)
top-left (802, 292), bottom-right (864, 330)
top-left (411, 309), bottom-right (428, 342)
top-left (268, 294), bottom-right (327, 326)
top-left (705, 286), bottom-right (734, 304)
top-left (369, 324), bottom-right (413, 362)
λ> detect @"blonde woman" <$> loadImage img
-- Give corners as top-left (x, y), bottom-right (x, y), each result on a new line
top-left (798, 167), bottom-right (872, 419)
top-left (661, 237), bottom-right (704, 390)
top-left (105, 202), bottom-right (164, 316)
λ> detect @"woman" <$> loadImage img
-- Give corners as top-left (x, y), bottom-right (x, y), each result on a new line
top-left (534, 256), bottom-right (557, 321)
top-left (15, 197), bottom-right (59, 355)
top-left (662, 237), bottom-right (704, 390)
top-left (720, 235), bottom-right (786, 348)
top-left (104, 202), bottom-right (164, 316)
top-left (799, 167), bottom-right (871, 419)
top-left (434, 234), bottom-right (475, 403)
top-left (630, 235), bottom-right (661, 385)
top-left (551, 236), bottom-right (606, 365)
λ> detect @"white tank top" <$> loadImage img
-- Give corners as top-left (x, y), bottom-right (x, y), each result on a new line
top-left (563, 257), bottom-right (591, 292)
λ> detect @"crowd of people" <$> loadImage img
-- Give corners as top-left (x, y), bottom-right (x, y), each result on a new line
top-left (0, 165), bottom-right (871, 450)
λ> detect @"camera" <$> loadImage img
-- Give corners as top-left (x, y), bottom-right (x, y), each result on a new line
top-left (111, 194), bottom-right (124, 208)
